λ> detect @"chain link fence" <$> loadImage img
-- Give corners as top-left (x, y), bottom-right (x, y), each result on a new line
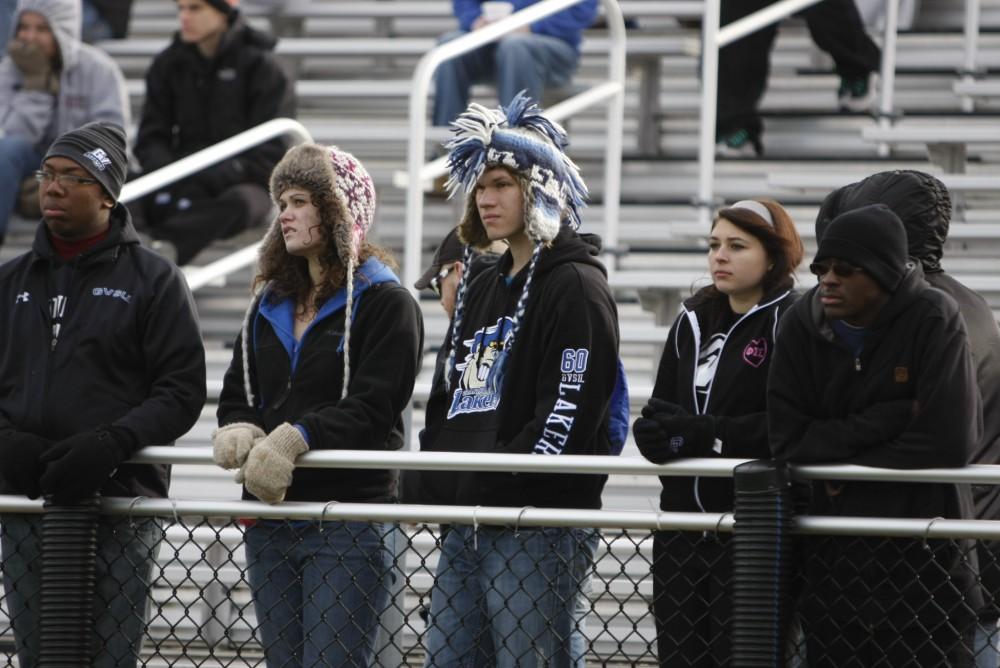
top-left (0, 505), bottom-right (997, 666)
top-left (0, 513), bottom-right (662, 666)
top-left (1, 451), bottom-right (1000, 667)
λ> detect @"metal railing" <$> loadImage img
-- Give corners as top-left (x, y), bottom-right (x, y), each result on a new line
top-left (119, 118), bottom-right (313, 290)
top-left (961, 0), bottom-right (982, 112)
top-left (696, 0), bottom-right (901, 225)
top-left (2, 453), bottom-right (999, 665)
top-left (398, 0), bottom-right (626, 292)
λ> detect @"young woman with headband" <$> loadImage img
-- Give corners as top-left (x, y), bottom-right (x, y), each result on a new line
top-left (633, 199), bottom-right (804, 666)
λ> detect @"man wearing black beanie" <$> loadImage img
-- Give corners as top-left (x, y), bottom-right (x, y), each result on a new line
top-left (766, 203), bottom-right (983, 665)
top-left (817, 171), bottom-right (1000, 666)
top-left (0, 122), bottom-right (206, 666)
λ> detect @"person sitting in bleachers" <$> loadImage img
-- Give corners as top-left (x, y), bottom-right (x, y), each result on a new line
top-left (80, 0), bottom-right (134, 43)
top-left (0, 0), bottom-right (129, 245)
top-left (431, 0), bottom-right (598, 129)
top-left (131, 0), bottom-right (289, 265)
top-left (715, 0), bottom-right (881, 157)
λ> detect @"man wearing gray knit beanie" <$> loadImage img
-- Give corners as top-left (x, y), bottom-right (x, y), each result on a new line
top-left (766, 203), bottom-right (983, 664)
top-left (0, 121), bottom-right (206, 666)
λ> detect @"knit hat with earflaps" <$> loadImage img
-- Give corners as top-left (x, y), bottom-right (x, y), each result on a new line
top-left (442, 92), bottom-right (589, 394)
top-left (237, 143), bottom-right (377, 406)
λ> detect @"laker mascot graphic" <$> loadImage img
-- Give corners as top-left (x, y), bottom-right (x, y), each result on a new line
top-left (447, 317), bottom-right (514, 419)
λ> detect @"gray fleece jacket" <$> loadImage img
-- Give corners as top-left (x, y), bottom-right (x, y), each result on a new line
top-left (0, 0), bottom-right (129, 152)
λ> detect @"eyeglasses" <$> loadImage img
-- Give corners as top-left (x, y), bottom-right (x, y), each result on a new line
top-left (429, 262), bottom-right (459, 297)
top-left (34, 170), bottom-right (100, 189)
top-left (809, 261), bottom-right (865, 278)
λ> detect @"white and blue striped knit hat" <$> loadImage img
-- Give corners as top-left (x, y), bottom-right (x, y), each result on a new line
top-left (443, 92), bottom-right (588, 393)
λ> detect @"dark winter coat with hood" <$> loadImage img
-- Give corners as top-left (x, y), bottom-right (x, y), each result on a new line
top-left (413, 228), bottom-right (619, 510)
top-left (768, 263), bottom-right (983, 628)
top-left (217, 259), bottom-right (424, 503)
top-left (818, 169), bottom-right (1000, 617)
top-left (134, 12), bottom-right (290, 195)
top-left (0, 205), bottom-right (207, 498)
top-left (651, 286), bottom-right (796, 512)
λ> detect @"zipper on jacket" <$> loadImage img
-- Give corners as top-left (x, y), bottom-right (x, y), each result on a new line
top-left (854, 357), bottom-right (861, 372)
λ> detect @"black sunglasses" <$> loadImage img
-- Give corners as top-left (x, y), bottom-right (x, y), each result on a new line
top-left (809, 261), bottom-right (865, 278)
top-left (428, 263), bottom-right (458, 297)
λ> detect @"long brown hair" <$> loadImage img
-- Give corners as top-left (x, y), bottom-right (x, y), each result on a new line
top-left (253, 219), bottom-right (397, 309)
top-left (711, 199), bottom-right (804, 295)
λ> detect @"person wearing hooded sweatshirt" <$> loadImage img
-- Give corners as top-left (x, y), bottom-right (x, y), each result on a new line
top-left (0, 0), bottom-right (129, 244)
top-left (768, 204), bottom-right (983, 666)
top-left (419, 93), bottom-right (620, 668)
top-left (816, 170), bottom-right (1000, 667)
top-left (214, 143), bottom-right (423, 667)
top-left (0, 122), bottom-right (206, 667)
top-left (633, 199), bottom-right (803, 666)
top-left (132, 0), bottom-right (290, 266)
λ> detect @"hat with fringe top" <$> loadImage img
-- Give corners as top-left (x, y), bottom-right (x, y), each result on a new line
top-left (444, 91), bottom-right (588, 249)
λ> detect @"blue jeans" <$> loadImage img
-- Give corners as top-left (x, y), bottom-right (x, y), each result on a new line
top-left (432, 30), bottom-right (579, 127)
top-left (424, 525), bottom-right (596, 668)
top-left (569, 529), bottom-right (599, 667)
top-left (81, 0), bottom-right (114, 42)
top-left (245, 519), bottom-right (394, 667)
top-left (0, 0), bottom-right (15, 53)
top-left (0, 513), bottom-right (163, 667)
top-left (0, 135), bottom-right (44, 239)
top-left (976, 619), bottom-right (1000, 668)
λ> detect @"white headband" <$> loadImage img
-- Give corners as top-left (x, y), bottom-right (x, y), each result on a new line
top-left (727, 200), bottom-right (774, 227)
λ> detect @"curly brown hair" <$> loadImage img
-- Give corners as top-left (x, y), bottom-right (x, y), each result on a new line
top-left (253, 220), bottom-right (397, 311)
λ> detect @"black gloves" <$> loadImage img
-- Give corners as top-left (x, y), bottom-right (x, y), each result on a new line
top-left (634, 399), bottom-right (717, 464)
top-left (0, 432), bottom-right (51, 499)
top-left (39, 427), bottom-right (133, 503)
top-left (641, 398), bottom-right (688, 420)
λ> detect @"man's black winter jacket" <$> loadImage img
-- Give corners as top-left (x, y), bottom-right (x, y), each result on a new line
top-left (0, 207), bottom-right (207, 498)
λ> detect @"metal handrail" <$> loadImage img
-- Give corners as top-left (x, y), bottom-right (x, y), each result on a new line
top-left (961, 0), bottom-right (982, 112)
top-left (119, 118), bottom-right (313, 290)
top-left (400, 0), bottom-right (626, 293)
top-left (697, 0), bottom-right (900, 224)
top-left (4, 492), bottom-right (1000, 539)
top-left (127, 446), bottom-right (1000, 485)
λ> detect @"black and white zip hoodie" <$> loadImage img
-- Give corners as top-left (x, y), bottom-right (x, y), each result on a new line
top-left (415, 228), bottom-right (620, 510)
top-left (650, 286), bottom-right (795, 513)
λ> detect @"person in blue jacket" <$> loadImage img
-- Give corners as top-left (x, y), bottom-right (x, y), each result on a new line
top-left (213, 143), bottom-right (424, 667)
top-left (432, 0), bottom-right (598, 128)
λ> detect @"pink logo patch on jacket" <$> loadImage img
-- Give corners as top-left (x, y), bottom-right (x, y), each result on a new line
top-left (743, 338), bottom-right (768, 368)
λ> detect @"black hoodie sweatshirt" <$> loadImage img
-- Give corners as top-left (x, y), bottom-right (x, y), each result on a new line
top-left (650, 286), bottom-right (795, 513)
top-left (415, 229), bottom-right (619, 510)
top-left (768, 264), bottom-right (983, 626)
top-left (818, 170), bottom-right (1000, 618)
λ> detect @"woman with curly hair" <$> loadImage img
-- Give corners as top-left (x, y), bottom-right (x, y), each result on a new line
top-left (213, 143), bottom-right (423, 667)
